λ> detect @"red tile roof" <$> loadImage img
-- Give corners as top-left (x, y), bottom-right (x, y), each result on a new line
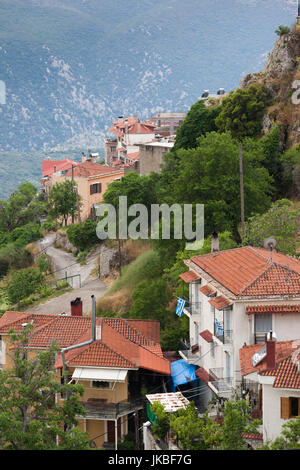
top-left (188, 247), bottom-right (300, 298)
top-left (199, 285), bottom-right (216, 297)
top-left (110, 117), bottom-right (155, 137)
top-left (241, 433), bottom-right (263, 441)
top-left (200, 330), bottom-right (213, 343)
top-left (42, 159), bottom-right (79, 177)
top-left (209, 295), bottom-right (232, 310)
top-left (264, 355), bottom-right (300, 389)
top-left (0, 312), bottom-right (170, 375)
top-left (239, 340), bottom-right (299, 378)
top-left (179, 271), bottom-right (199, 283)
top-left (65, 161), bottom-right (124, 178)
top-left (246, 305), bottom-right (300, 315)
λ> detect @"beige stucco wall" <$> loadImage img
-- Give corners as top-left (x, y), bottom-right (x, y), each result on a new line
top-left (139, 143), bottom-right (173, 175)
top-left (46, 168), bottom-right (124, 222)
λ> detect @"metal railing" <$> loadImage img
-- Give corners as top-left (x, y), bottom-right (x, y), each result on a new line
top-left (214, 328), bottom-right (233, 344)
top-left (182, 298), bottom-right (202, 315)
top-left (209, 368), bottom-right (233, 395)
top-left (79, 398), bottom-right (144, 420)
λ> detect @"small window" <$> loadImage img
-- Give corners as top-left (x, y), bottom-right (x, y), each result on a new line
top-left (92, 380), bottom-right (110, 389)
top-left (281, 397), bottom-right (300, 419)
top-left (291, 397), bottom-right (299, 417)
top-left (90, 183), bottom-right (102, 195)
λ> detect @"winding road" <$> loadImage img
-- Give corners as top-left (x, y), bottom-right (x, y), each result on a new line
top-left (25, 234), bottom-right (108, 315)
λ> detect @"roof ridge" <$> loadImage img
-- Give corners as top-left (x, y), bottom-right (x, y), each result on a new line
top-left (65, 340), bottom-right (136, 369)
top-left (104, 317), bottom-right (158, 347)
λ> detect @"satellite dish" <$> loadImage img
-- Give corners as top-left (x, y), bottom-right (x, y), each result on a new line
top-left (264, 238), bottom-right (277, 263)
top-left (263, 238), bottom-right (277, 250)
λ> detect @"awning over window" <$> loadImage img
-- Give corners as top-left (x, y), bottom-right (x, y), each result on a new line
top-left (170, 359), bottom-right (197, 392)
top-left (72, 368), bottom-right (128, 382)
top-left (179, 271), bottom-right (200, 283)
top-left (209, 295), bottom-right (232, 310)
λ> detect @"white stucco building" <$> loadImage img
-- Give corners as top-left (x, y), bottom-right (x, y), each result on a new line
top-left (178, 241), bottom-right (300, 440)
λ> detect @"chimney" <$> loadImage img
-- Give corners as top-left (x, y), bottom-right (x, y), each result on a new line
top-left (211, 231), bottom-right (219, 253)
top-left (266, 331), bottom-right (276, 370)
top-left (82, 152), bottom-right (86, 163)
top-left (71, 297), bottom-right (83, 317)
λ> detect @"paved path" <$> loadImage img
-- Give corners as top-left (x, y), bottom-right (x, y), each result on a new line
top-left (25, 234), bottom-right (108, 315)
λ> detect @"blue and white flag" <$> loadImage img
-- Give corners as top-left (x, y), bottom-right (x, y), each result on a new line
top-left (215, 318), bottom-right (224, 336)
top-left (175, 297), bottom-right (186, 317)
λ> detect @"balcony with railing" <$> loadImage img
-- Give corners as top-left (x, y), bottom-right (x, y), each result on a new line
top-left (209, 368), bottom-right (233, 397)
top-left (79, 398), bottom-right (144, 421)
top-left (179, 340), bottom-right (202, 366)
top-left (181, 298), bottom-right (202, 316)
top-left (213, 321), bottom-right (232, 345)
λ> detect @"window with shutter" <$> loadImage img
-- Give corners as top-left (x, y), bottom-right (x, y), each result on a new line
top-left (281, 397), bottom-right (290, 419)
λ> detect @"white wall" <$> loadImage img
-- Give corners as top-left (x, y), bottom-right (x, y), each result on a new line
top-left (262, 382), bottom-right (300, 442)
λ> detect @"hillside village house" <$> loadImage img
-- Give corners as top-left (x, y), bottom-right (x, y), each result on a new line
top-left (177, 240), bottom-right (300, 442)
top-left (41, 158), bottom-right (125, 222)
top-left (104, 116), bottom-right (156, 166)
top-left (104, 115), bottom-right (182, 175)
top-left (0, 298), bottom-right (170, 449)
top-left (239, 335), bottom-right (300, 442)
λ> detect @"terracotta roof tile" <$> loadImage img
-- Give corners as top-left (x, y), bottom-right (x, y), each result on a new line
top-left (65, 161), bottom-right (124, 178)
top-left (0, 312), bottom-right (170, 375)
top-left (179, 271), bottom-right (200, 283)
top-left (246, 305), bottom-right (300, 315)
top-left (195, 367), bottom-right (214, 384)
top-left (239, 340), bottom-right (298, 377)
top-left (199, 285), bottom-right (216, 297)
top-left (189, 247), bottom-right (300, 297)
top-left (42, 159), bottom-right (78, 177)
top-left (200, 330), bottom-right (213, 343)
top-left (209, 295), bottom-right (232, 310)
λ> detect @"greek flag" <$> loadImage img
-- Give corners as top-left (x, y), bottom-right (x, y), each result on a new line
top-left (215, 318), bottom-right (224, 336)
top-left (175, 297), bottom-right (186, 317)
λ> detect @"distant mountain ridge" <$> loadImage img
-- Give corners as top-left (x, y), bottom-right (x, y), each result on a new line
top-left (0, 0), bottom-right (296, 153)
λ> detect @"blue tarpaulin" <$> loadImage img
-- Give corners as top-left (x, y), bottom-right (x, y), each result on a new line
top-left (170, 359), bottom-right (197, 392)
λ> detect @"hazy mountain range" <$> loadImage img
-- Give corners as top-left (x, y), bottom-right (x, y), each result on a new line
top-left (0, 0), bottom-right (297, 198)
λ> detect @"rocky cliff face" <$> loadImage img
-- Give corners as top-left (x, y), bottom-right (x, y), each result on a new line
top-left (240, 25), bottom-right (300, 150)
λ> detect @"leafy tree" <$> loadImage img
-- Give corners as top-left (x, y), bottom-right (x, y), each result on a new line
top-left (244, 199), bottom-right (300, 255)
top-left (7, 267), bottom-right (44, 305)
top-left (49, 180), bottom-right (79, 226)
top-left (129, 278), bottom-right (172, 328)
top-left (0, 244), bottom-right (32, 278)
top-left (0, 325), bottom-right (90, 450)
top-left (0, 183), bottom-right (45, 233)
top-left (280, 144), bottom-right (300, 198)
top-left (259, 417), bottom-right (300, 450)
top-left (168, 403), bottom-right (204, 449)
top-left (173, 100), bottom-right (220, 151)
top-left (9, 222), bottom-right (42, 247)
top-left (67, 219), bottom-right (99, 251)
top-left (220, 399), bottom-right (261, 450)
top-left (215, 83), bottom-right (273, 239)
top-left (160, 132), bottom-right (273, 243)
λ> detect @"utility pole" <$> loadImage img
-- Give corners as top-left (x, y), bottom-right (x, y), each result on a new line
top-left (134, 410), bottom-right (140, 450)
top-left (71, 165), bottom-right (75, 224)
top-left (239, 141), bottom-right (245, 241)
